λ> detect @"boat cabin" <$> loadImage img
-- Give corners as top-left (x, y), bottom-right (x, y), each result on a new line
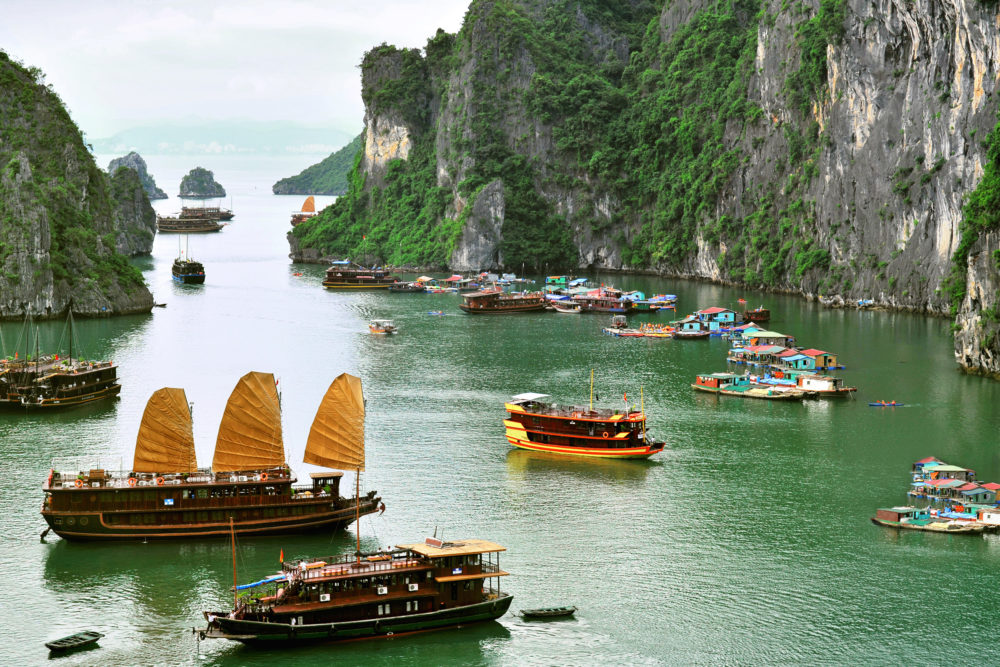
top-left (875, 507), bottom-right (927, 522)
top-left (693, 373), bottom-right (750, 390)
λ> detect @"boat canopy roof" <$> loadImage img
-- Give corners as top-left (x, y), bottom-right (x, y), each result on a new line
top-left (304, 373), bottom-right (365, 471)
top-left (923, 464), bottom-right (971, 472)
top-left (212, 371), bottom-right (285, 473)
top-left (569, 278), bottom-right (588, 286)
top-left (509, 393), bottom-right (550, 402)
top-left (133, 387), bottom-right (198, 473)
top-left (309, 471), bottom-right (345, 479)
top-left (396, 538), bottom-right (506, 558)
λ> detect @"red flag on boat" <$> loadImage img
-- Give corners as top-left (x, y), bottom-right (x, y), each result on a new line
top-left (738, 298), bottom-right (746, 304)
top-left (279, 548), bottom-right (283, 562)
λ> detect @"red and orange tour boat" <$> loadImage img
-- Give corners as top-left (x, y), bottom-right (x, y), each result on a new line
top-left (459, 288), bottom-right (547, 314)
top-left (503, 391), bottom-right (665, 459)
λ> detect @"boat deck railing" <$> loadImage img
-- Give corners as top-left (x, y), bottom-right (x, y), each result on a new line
top-left (285, 552), bottom-right (425, 580)
top-left (46, 464), bottom-right (296, 490)
top-left (514, 402), bottom-right (643, 422)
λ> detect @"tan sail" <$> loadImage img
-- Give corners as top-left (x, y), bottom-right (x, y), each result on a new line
top-left (304, 373), bottom-right (365, 470)
top-left (212, 371), bottom-right (285, 472)
top-left (301, 196), bottom-right (315, 213)
top-left (133, 388), bottom-right (197, 473)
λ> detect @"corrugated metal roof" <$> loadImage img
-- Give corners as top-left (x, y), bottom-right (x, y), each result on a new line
top-left (981, 482), bottom-right (1000, 490)
top-left (799, 348), bottom-right (829, 356)
top-left (698, 306), bottom-right (730, 314)
top-left (915, 456), bottom-right (943, 464)
top-left (957, 483), bottom-right (979, 491)
top-left (927, 465), bottom-right (971, 472)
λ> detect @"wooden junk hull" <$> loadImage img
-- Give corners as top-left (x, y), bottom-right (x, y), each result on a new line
top-left (22, 383), bottom-right (121, 409)
top-left (42, 496), bottom-right (380, 541)
top-left (503, 422), bottom-right (662, 459)
top-left (203, 594), bottom-right (513, 645)
top-left (156, 218), bottom-right (224, 233)
top-left (322, 280), bottom-right (396, 290)
top-left (459, 301), bottom-right (546, 314)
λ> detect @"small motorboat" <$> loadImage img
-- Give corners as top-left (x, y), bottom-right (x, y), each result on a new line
top-left (672, 330), bottom-right (710, 340)
top-left (428, 310), bottom-right (444, 316)
top-left (369, 319), bottom-right (398, 335)
top-left (869, 401), bottom-right (904, 407)
top-left (550, 301), bottom-right (581, 314)
top-left (520, 606), bottom-right (577, 619)
top-left (45, 630), bottom-right (104, 653)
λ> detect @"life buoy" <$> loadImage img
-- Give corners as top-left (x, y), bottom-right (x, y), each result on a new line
top-left (128, 477), bottom-right (137, 487)
top-left (261, 472), bottom-right (268, 482)
top-left (74, 479), bottom-right (83, 488)
top-left (602, 431), bottom-right (610, 439)
top-left (156, 476), bottom-right (165, 486)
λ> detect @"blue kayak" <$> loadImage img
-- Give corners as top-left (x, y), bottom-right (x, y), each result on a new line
top-left (869, 402), bottom-right (904, 407)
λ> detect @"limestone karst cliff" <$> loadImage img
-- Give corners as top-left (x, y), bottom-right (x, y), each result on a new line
top-left (0, 52), bottom-right (153, 319)
top-left (290, 0), bottom-right (1000, 376)
top-left (108, 151), bottom-right (167, 200)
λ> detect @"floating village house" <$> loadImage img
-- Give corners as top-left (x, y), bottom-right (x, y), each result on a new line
top-left (695, 307), bottom-right (740, 331)
top-left (727, 322), bottom-right (766, 344)
top-left (746, 330), bottom-right (796, 347)
top-left (798, 349), bottom-right (840, 370)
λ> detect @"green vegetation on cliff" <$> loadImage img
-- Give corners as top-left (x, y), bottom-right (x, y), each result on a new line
top-left (0, 51), bottom-right (147, 311)
top-left (179, 166), bottom-right (225, 198)
top-left (272, 134), bottom-right (364, 196)
top-left (948, 113), bottom-right (1000, 314)
top-left (292, 0), bottom-right (850, 277)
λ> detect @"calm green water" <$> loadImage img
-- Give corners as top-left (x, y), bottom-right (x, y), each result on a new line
top-left (3, 155), bottom-right (1000, 665)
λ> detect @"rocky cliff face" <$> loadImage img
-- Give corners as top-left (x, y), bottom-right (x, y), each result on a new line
top-left (954, 228), bottom-right (1000, 378)
top-left (179, 167), bottom-right (225, 197)
top-left (293, 0), bottom-right (1000, 375)
top-left (108, 151), bottom-right (167, 199)
top-left (0, 52), bottom-right (153, 319)
top-left (108, 166), bottom-right (157, 257)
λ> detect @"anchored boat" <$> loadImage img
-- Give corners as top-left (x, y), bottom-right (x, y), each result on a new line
top-left (692, 373), bottom-right (806, 400)
top-left (503, 387), bottom-right (665, 459)
top-left (459, 288), bottom-right (547, 314)
top-left (156, 215), bottom-right (224, 233)
top-left (45, 630), bottom-right (104, 653)
top-left (200, 537), bottom-right (512, 645)
top-left (323, 260), bottom-right (398, 290)
top-left (290, 196), bottom-right (316, 226)
top-left (40, 372), bottom-right (379, 540)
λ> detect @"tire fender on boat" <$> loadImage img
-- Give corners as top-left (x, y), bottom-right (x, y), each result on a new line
top-left (602, 431), bottom-right (609, 439)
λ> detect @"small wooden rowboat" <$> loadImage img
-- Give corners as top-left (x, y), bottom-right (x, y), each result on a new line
top-left (45, 630), bottom-right (104, 652)
top-left (520, 606), bottom-right (577, 619)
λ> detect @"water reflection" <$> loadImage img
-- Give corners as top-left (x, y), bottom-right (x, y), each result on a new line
top-left (505, 449), bottom-right (654, 483)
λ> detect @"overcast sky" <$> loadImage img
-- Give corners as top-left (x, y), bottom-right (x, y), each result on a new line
top-left (0, 0), bottom-right (470, 139)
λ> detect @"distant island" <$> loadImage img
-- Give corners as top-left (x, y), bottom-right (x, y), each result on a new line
top-left (272, 134), bottom-right (363, 196)
top-left (108, 152), bottom-right (167, 200)
top-left (90, 120), bottom-right (355, 156)
top-left (179, 167), bottom-right (226, 198)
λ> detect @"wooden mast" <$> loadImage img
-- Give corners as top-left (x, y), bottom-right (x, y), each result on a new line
top-left (230, 516), bottom-right (238, 609)
top-left (589, 369), bottom-right (594, 412)
top-left (640, 386), bottom-right (646, 443)
top-left (355, 467), bottom-right (360, 563)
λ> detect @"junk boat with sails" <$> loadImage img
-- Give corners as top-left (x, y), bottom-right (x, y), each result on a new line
top-left (200, 536), bottom-right (512, 645)
top-left (40, 372), bottom-right (379, 540)
top-left (290, 196), bottom-right (316, 226)
top-left (1, 313), bottom-right (121, 410)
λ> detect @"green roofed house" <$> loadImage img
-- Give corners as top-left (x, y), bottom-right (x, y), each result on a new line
top-left (746, 331), bottom-right (796, 347)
